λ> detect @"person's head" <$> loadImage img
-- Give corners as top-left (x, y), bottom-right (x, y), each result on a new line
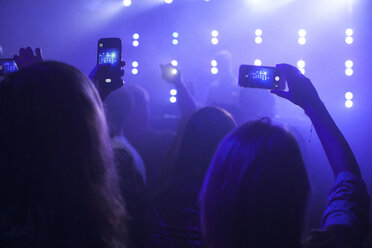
top-left (0, 61), bottom-right (126, 247)
top-left (175, 106), bottom-right (236, 184)
top-left (105, 85), bottom-right (134, 136)
top-left (200, 119), bottom-right (310, 248)
top-left (124, 84), bottom-right (150, 131)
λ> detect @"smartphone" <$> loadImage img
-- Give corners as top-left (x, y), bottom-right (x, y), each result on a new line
top-left (238, 65), bottom-right (284, 90)
top-left (0, 59), bottom-right (18, 76)
top-left (160, 64), bottom-right (178, 83)
top-left (97, 38), bottom-right (122, 69)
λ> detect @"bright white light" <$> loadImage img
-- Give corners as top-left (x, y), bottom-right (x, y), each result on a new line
top-left (297, 60), bottom-right (305, 68)
top-left (298, 37), bottom-right (306, 45)
top-left (105, 78), bottom-right (112, 83)
top-left (211, 67), bottom-right (218, 74)
top-left (111, 53), bottom-right (116, 58)
top-left (171, 68), bottom-right (178, 75)
top-left (254, 59), bottom-right (262, 66)
top-left (255, 36), bottom-right (263, 44)
top-left (345, 36), bottom-right (353, 44)
top-left (132, 61), bottom-right (138, 67)
top-left (131, 68), bottom-right (138, 75)
top-left (211, 60), bottom-right (217, 67)
top-left (172, 32), bottom-right (179, 38)
top-left (345, 92), bottom-right (353, 100)
top-left (132, 40), bottom-right (139, 47)
top-left (345, 60), bottom-right (353, 68)
top-left (133, 33), bottom-right (139, 39)
top-left (172, 39), bottom-right (179, 45)
top-left (275, 76), bottom-right (280, 81)
top-left (345, 28), bottom-right (353, 36)
top-left (255, 29), bottom-right (263, 36)
top-left (298, 29), bottom-right (307, 37)
top-left (170, 89), bottom-right (177, 96)
top-left (211, 30), bottom-right (219, 37)
top-left (345, 100), bottom-right (353, 108)
top-left (164, 0), bottom-right (173, 3)
top-left (171, 60), bottom-right (178, 66)
top-left (211, 37), bottom-right (219, 45)
top-left (345, 68), bottom-right (353, 76)
top-left (123, 0), bottom-right (131, 7)
top-left (170, 96), bottom-right (177, 103)
top-left (299, 68), bottom-right (305, 75)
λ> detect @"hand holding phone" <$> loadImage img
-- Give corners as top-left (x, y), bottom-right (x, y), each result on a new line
top-left (160, 63), bottom-right (181, 84)
top-left (238, 65), bottom-right (285, 90)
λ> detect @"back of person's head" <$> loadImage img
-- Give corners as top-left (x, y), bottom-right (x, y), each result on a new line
top-left (175, 106), bottom-right (236, 184)
top-left (200, 119), bottom-right (310, 248)
top-left (0, 61), bottom-right (126, 248)
top-left (124, 84), bottom-right (150, 130)
top-left (105, 85), bottom-right (134, 136)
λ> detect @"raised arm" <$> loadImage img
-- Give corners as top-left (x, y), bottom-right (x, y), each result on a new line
top-left (271, 63), bottom-right (361, 178)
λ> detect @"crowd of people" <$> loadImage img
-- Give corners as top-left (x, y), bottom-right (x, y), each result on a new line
top-left (0, 47), bottom-right (370, 248)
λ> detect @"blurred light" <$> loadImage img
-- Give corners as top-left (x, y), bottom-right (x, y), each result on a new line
top-left (297, 60), bottom-right (305, 68)
top-left (111, 53), bottom-right (116, 58)
top-left (132, 40), bottom-right (139, 47)
top-left (345, 36), bottom-right (353, 44)
top-left (211, 59), bottom-right (217, 67)
top-left (299, 68), bottom-right (305, 75)
top-left (132, 68), bottom-right (138, 75)
top-left (345, 28), bottom-right (353, 36)
top-left (105, 78), bottom-right (112, 83)
top-left (171, 60), bottom-right (178, 66)
top-left (255, 36), bottom-right (263, 44)
top-left (254, 59), bottom-right (262, 66)
top-left (211, 37), bottom-right (219, 45)
top-left (211, 67), bottom-right (218, 74)
top-left (255, 29), bottom-right (262, 36)
top-left (170, 96), bottom-right (177, 103)
top-left (298, 29), bottom-right (307, 37)
top-left (275, 76), bottom-right (280, 81)
top-left (345, 100), bottom-right (353, 108)
top-left (172, 39), bottom-right (179, 45)
top-left (298, 37), bottom-right (306, 45)
top-left (132, 61), bottom-right (138, 67)
top-left (172, 32), bottom-right (179, 38)
top-left (170, 89), bottom-right (177, 96)
top-left (345, 92), bottom-right (353, 100)
top-left (345, 60), bottom-right (353, 68)
top-left (123, 0), bottom-right (131, 6)
top-left (171, 68), bottom-right (178, 75)
top-left (345, 68), bottom-right (353, 76)
top-left (164, 0), bottom-right (173, 3)
top-left (133, 33), bottom-right (139, 39)
top-left (211, 30), bottom-right (219, 37)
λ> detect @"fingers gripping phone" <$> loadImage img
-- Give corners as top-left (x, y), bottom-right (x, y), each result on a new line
top-left (0, 59), bottom-right (18, 76)
top-left (97, 38), bottom-right (122, 82)
top-left (238, 65), bottom-right (284, 90)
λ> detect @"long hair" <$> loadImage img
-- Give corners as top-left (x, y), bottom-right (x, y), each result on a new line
top-left (0, 61), bottom-right (126, 247)
top-left (200, 119), bottom-right (310, 248)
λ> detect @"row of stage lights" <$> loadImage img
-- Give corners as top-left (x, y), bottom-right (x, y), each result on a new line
top-left (123, 0), bottom-right (211, 6)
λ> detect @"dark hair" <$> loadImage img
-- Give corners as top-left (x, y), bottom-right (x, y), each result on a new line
top-left (0, 61), bottom-right (126, 247)
top-left (200, 119), bottom-right (310, 248)
top-left (174, 106), bottom-right (236, 184)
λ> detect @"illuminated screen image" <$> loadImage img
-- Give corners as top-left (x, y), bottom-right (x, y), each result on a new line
top-left (98, 48), bottom-right (120, 66)
top-left (0, 60), bottom-right (18, 75)
top-left (246, 68), bottom-right (279, 89)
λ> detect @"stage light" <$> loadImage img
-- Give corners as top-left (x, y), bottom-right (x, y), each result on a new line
top-left (345, 68), bottom-right (353, 76)
top-left (211, 37), bottom-right (219, 45)
top-left (133, 33), bottom-right (139, 39)
top-left (298, 37), bottom-right (306, 45)
top-left (345, 60), bottom-right (353, 68)
top-left (170, 89), bottom-right (177, 96)
top-left (211, 30), bottom-right (219, 37)
top-left (132, 68), bottom-right (138, 75)
top-left (132, 40), bottom-right (139, 47)
top-left (345, 92), bottom-right (353, 100)
top-left (298, 29), bottom-right (306, 37)
top-left (123, 0), bottom-right (131, 7)
top-left (211, 60), bottom-right (217, 67)
top-left (170, 96), bottom-right (177, 103)
top-left (171, 60), bottom-right (178, 66)
top-left (255, 36), bottom-right (262, 44)
top-left (255, 29), bottom-right (262, 36)
top-left (297, 60), bottom-right (305, 68)
top-left (345, 36), bottom-right (353, 44)
top-left (132, 61), bottom-right (138, 67)
top-left (164, 0), bottom-right (173, 4)
top-left (211, 67), bottom-right (218, 74)
top-left (172, 39), bottom-right (179, 45)
top-left (254, 59), bottom-right (262, 66)
top-left (345, 28), bottom-right (353, 36)
top-left (172, 32), bottom-right (179, 38)
top-left (299, 68), bottom-right (305, 75)
top-left (345, 100), bottom-right (353, 108)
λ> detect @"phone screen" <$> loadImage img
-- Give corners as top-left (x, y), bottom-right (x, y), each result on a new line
top-left (239, 65), bottom-right (283, 90)
top-left (0, 59), bottom-right (18, 76)
top-left (97, 38), bottom-right (122, 68)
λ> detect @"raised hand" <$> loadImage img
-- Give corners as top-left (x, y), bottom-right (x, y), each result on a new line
top-left (13, 47), bottom-right (43, 69)
top-left (160, 63), bottom-right (182, 85)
